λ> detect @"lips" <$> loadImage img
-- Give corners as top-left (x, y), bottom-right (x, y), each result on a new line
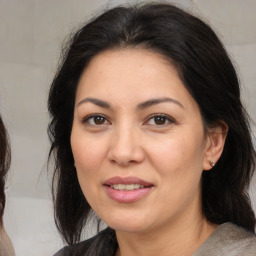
top-left (104, 176), bottom-right (153, 186)
top-left (103, 176), bottom-right (154, 203)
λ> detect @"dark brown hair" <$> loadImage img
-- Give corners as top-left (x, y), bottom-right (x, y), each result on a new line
top-left (0, 115), bottom-right (11, 226)
top-left (48, 2), bottom-right (256, 247)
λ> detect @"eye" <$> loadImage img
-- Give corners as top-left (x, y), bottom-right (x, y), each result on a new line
top-left (82, 114), bottom-right (110, 126)
top-left (146, 114), bottom-right (175, 126)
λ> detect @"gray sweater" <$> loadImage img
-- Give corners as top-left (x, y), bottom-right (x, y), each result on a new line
top-left (193, 222), bottom-right (256, 256)
top-left (55, 222), bottom-right (256, 256)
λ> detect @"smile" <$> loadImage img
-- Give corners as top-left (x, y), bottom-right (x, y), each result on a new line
top-left (110, 184), bottom-right (146, 190)
top-left (104, 176), bottom-right (154, 203)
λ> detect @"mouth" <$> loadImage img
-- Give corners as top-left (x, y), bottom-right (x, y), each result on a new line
top-left (103, 176), bottom-right (154, 203)
top-left (109, 184), bottom-right (148, 191)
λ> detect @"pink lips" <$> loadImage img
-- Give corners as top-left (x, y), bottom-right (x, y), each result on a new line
top-left (103, 176), bottom-right (154, 203)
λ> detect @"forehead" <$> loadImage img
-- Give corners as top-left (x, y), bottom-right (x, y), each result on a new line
top-left (79, 48), bottom-right (176, 81)
top-left (75, 48), bottom-right (197, 111)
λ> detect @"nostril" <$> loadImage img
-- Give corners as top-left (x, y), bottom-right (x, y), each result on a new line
top-left (107, 137), bottom-right (145, 166)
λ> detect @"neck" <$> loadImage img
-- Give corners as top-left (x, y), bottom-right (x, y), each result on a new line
top-left (115, 209), bottom-right (217, 256)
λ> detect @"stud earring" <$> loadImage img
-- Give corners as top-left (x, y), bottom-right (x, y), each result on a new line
top-left (210, 160), bottom-right (215, 167)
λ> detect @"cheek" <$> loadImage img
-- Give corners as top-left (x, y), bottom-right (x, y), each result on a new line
top-left (70, 134), bottom-right (106, 203)
top-left (148, 137), bottom-right (205, 209)
top-left (147, 133), bottom-right (206, 178)
top-left (71, 134), bottom-right (107, 172)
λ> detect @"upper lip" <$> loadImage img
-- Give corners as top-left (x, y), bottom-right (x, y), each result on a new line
top-left (104, 176), bottom-right (153, 187)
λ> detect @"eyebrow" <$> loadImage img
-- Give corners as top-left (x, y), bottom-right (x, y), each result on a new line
top-left (137, 97), bottom-right (184, 110)
top-left (77, 97), bottom-right (184, 110)
top-left (77, 97), bottom-right (111, 108)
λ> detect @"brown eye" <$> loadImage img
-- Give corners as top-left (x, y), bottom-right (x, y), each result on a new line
top-left (94, 116), bottom-right (105, 125)
top-left (146, 114), bottom-right (175, 126)
top-left (154, 116), bottom-right (167, 125)
top-left (82, 114), bottom-right (110, 126)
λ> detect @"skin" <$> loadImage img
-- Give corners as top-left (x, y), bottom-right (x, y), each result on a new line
top-left (71, 49), bottom-right (227, 256)
top-left (0, 225), bottom-right (15, 256)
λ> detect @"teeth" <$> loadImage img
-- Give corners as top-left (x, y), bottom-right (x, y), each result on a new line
top-left (110, 184), bottom-right (145, 191)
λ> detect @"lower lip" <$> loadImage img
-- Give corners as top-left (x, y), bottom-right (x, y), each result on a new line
top-left (104, 186), bottom-right (153, 203)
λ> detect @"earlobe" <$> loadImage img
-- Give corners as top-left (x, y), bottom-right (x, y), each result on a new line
top-left (209, 160), bottom-right (215, 167)
top-left (203, 122), bottom-right (228, 171)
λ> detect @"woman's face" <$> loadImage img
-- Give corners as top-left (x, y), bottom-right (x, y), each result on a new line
top-left (71, 49), bottom-right (213, 234)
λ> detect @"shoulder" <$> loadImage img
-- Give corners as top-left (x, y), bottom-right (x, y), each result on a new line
top-left (194, 222), bottom-right (256, 256)
top-left (53, 228), bottom-right (117, 256)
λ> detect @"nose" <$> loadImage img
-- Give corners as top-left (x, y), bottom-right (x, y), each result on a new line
top-left (107, 125), bottom-right (145, 167)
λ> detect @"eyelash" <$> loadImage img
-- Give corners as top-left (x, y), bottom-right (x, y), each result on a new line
top-left (82, 114), bottom-right (111, 126)
top-left (81, 113), bottom-right (176, 127)
top-left (145, 113), bottom-right (176, 126)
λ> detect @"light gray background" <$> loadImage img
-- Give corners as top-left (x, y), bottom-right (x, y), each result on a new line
top-left (1, 0), bottom-right (256, 255)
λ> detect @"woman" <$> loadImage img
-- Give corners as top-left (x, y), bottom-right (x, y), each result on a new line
top-left (0, 115), bottom-right (15, 256)
top-left (48, 3), bottom-right (256, 256)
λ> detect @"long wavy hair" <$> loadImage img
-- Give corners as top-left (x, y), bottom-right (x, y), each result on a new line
top-left (48, 2), bottom-right (256, 247)
top-left (0, 115), bottom-right (11, 227)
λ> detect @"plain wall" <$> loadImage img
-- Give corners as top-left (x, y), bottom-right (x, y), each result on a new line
top-left (1, 0), bottom-right (256, 255)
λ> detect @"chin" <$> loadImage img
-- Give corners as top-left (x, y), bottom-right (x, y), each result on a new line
top-left (102, 212), bottom-right (151, 233)
top-left (93, 201), bottom-right (158, 234)
top-left (109, 222), bottom-right (147, 233)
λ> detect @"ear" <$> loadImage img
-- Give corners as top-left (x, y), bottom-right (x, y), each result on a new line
top-left (203, 121), bottom-right (228, 171)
